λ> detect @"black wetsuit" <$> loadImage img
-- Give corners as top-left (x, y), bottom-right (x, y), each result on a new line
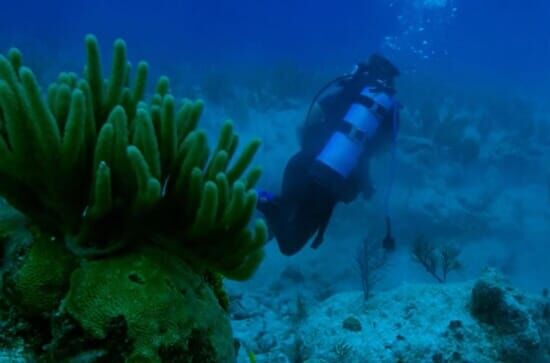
top-left (259, 74), bottom-right (396, 256)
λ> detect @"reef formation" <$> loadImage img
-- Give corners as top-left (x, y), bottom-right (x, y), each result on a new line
top-left (0, 35), bottom-right (266, 362)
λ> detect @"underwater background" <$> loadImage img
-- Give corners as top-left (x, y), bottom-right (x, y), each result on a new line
top-left (1, 0), bottom-right (550, 362)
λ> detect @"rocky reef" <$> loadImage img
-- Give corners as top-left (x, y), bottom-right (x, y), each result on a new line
top-left (231, 269), bottom-right (550, 363)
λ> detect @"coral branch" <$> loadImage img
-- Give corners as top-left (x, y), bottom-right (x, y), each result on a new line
top-left (411, 235), bottom-right (461, 283)
top-left (0, 35), bottom-right (266, 280)
top-left (356, 237), bottom-right (389, 300)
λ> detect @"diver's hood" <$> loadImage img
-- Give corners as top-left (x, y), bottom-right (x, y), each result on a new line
top-left (356, 53), bottom-right (400, 87)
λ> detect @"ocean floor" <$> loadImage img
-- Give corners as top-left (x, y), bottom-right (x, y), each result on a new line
top-left (215, 100), bottom-right (550, 363)
top-left (230, 269), bottom-right (550, 363)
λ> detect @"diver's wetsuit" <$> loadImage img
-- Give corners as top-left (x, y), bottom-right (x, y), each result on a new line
top-left (259, 73), bottom-right (397, 256)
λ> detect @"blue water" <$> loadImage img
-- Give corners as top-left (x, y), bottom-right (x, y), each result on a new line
top-left (3, 0), bottom-right (549, 84)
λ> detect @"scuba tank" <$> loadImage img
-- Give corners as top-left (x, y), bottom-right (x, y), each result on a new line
top-left (315, 86), bottom-right (397, 178)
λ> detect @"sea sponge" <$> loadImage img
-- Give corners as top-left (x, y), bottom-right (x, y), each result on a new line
top-left (0, 35), bottom-right (266, 280)
top-left (59, 247), bottom-right (235, 363)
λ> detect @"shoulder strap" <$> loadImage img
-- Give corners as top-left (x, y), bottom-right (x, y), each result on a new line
top-left (304, 74), bottom-right (354, 126)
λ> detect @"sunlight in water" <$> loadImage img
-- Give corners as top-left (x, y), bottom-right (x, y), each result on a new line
top-left (383, 0), bottom-right (458, 65)
top-left (422, 0), bottom-right (448, 9)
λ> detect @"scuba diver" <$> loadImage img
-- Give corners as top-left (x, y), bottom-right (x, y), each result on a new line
top-left (257, 53), bottom-right (401, 256)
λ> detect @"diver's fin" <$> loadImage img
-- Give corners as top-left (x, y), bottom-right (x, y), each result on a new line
top-left (310, 203), bottom-right (335, 250)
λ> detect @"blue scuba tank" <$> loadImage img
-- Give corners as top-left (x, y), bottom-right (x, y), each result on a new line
top-left (316, 86), bottom-right (397, 178)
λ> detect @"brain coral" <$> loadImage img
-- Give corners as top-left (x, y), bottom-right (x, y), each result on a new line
top-left (61, 247), bottom-right (235, 362)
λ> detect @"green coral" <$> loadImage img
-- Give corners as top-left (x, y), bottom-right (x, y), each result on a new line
top-left (203, 271), bottom-right (230, 312)
top-left (0, 35), bottom-right (266, 362)
top-left (0, 203), bottom-right (78, 316)
top-left (0, 34), bottom-right (266, 280)
top-left (2, 228), bottom-right (76, 315)
top-left (246, 348), bottom-right (257, 363)
top-left (60, 247), bottom-right (234, 363)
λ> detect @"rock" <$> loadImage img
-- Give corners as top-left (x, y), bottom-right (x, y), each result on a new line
top-left (230, 294), bottom-right (263, 320)
top-left (255, 333), bottom-right (278, 353)
top-left (297, 270), bottom-right (548, 363)
top-left (342, 316), bottom-right (362, 332)
top-left (471, 269), bottom-right (542, 362)
top-left (257, 353), bottom-right (289, 363)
